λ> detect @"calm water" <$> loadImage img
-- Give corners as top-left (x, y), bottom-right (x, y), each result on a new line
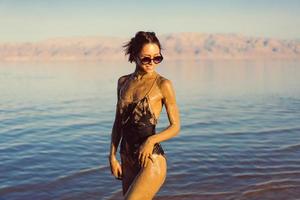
top-left (0, 60), bottom-right (300, 200)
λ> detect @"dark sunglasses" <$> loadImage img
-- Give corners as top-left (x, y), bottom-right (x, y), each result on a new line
top-left (139, 55), bottom-right (163, 65)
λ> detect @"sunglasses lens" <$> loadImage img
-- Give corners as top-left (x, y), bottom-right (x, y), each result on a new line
top-left (153, 56), bottom-right (163, 64)
top-left (141, 57), bottom-right (151, 64)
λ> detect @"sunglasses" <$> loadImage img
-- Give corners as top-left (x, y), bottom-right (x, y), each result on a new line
top-left (138, 54), bottom-right (164, 65)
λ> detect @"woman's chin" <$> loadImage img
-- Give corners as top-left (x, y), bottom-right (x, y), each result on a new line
top-left (144, 67), bottom-right (154, 72)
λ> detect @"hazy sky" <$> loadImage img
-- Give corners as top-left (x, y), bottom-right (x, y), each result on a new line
top-left (1, 0), bottom-right (300, 42)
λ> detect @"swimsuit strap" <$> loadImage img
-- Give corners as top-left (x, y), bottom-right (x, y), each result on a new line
top-left (140, 73), bottom-right (159, 101)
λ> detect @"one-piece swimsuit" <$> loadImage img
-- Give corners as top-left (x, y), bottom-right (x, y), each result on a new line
top-left (118, 73), bottom-right (166, 170)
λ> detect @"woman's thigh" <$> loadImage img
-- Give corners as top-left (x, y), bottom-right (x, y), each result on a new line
top-left (124, 154), bottom-right (167, 200)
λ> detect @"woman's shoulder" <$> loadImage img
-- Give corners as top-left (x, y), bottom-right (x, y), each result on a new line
top-left (117, 73), bottom-right (132, 86)
top-left (156, 73), bottom-right (175, 100)
top-left (157, 73), bottom-right (172, 88)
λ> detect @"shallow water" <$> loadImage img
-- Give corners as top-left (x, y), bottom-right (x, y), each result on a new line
top-left (0, 60), bottom-right (300, 200)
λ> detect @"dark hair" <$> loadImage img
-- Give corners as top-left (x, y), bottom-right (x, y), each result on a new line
top-left (123, 31), bottom-right (162, 63)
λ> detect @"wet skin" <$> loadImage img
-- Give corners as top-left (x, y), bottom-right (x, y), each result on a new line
top-left (109, 43), bottom-right (181, 199)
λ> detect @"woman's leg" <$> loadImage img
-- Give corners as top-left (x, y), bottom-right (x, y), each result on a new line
top-left (124, 154), bottom-right (167, 200)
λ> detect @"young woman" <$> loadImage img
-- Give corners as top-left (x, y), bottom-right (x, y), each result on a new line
top-left (109, 31), bottom-right (181, 199)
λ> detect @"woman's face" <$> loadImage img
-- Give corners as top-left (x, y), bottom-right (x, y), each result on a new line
top-left (136, 43), bottom-right (161, 73)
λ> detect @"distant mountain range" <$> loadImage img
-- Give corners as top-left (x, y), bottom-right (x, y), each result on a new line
top-left (0, 33), bottom-right (299, 61)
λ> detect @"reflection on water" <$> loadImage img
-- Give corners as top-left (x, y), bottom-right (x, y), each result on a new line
top-left (0, 60), bottom-right (300, 200)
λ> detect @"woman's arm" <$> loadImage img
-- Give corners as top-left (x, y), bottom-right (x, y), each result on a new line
top-left (108, 78), bottom-right (124, 179)
top-left (148, 79), bottom-right (181, 144)
top-left (109, 77), bottom-right (123, 159)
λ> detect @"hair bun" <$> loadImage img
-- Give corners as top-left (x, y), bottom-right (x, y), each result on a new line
top-left (135, 31), bottom-right (145, 38)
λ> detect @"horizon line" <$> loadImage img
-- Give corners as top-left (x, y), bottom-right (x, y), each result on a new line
top-left (1, 31), bottom-right (300, 44)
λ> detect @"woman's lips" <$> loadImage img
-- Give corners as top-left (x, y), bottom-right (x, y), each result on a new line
top-left (146, 66), bottom-right (153, 69)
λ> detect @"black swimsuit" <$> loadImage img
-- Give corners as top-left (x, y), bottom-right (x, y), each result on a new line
top-left (118, 73), bottom-right (166, 169)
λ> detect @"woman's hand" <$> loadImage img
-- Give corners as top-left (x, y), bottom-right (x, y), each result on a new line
top-left (109, 155), bottom-right (122, 180)
top-left (138, 138), bottom-right (155, 168)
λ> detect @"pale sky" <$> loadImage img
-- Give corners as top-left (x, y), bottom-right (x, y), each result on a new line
top-left (0, 0), bottom-right (300, 42)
